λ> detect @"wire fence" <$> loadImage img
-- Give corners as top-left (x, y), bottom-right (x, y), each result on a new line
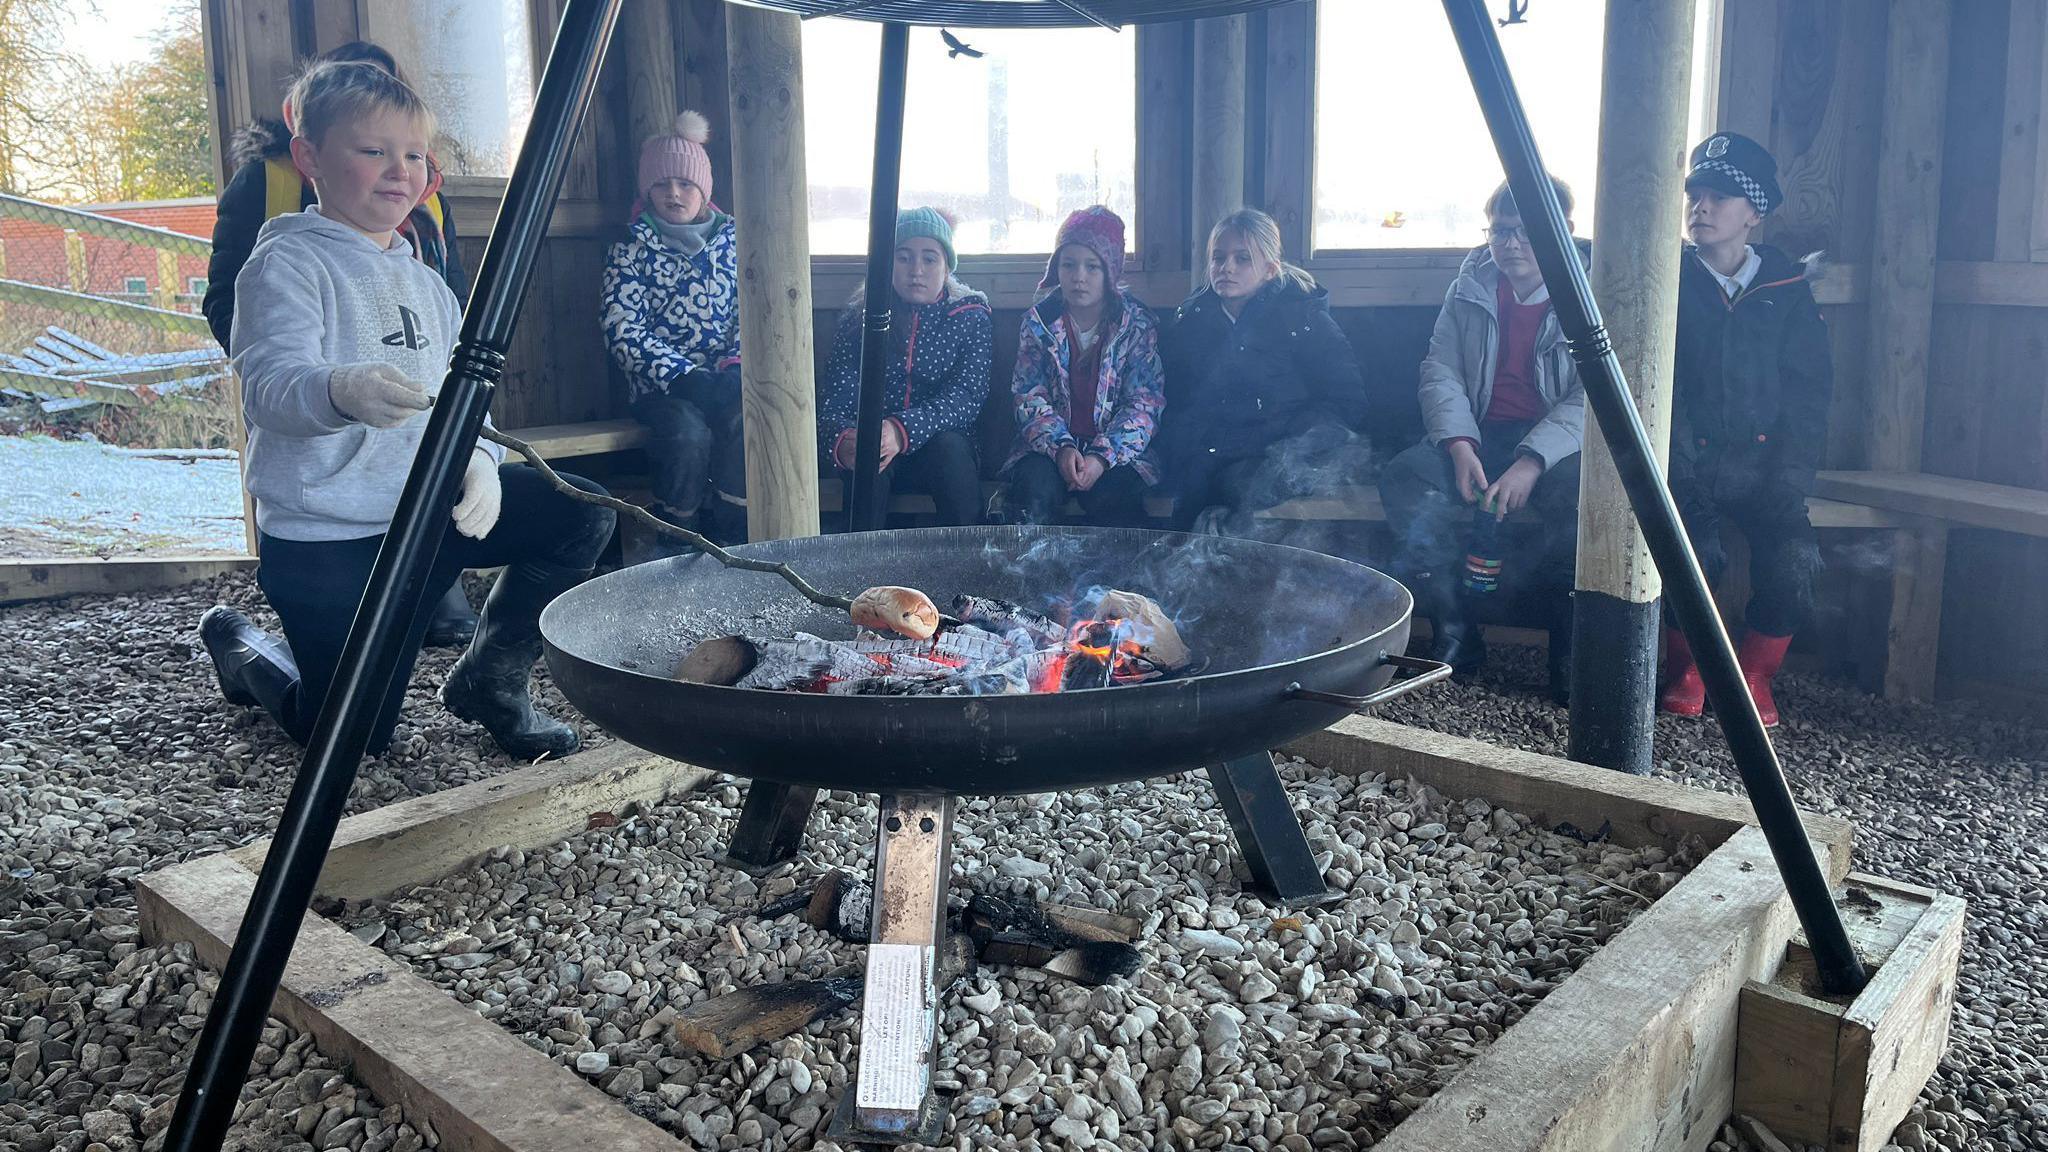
top-left (0, 192), bottom-right (234, 448)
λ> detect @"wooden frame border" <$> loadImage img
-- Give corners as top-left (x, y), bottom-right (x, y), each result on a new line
top-left (0, 555), bottom-right (255, 606)
top-left (138, 719), bottom-right (1857, 1152)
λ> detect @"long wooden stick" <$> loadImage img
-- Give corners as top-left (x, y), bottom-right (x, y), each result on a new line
top-left (478, 424), bottom-right (855, 615)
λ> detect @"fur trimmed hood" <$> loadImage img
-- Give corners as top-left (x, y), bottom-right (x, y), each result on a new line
top-left (229, 118), bottom-right (292, 168)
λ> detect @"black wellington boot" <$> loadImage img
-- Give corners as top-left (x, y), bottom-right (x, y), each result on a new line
top-left (1402, 567), bottom-right (1486, 678)
top-left (199, 605), bottom-right (301, 723)
top-left (423, 583), bottom-right (479, 648)
top-left (439, 562), bottom-right (587, 760)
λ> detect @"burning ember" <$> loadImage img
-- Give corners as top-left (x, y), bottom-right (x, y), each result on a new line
top-left (673, 590), bottom-right (1194, 696)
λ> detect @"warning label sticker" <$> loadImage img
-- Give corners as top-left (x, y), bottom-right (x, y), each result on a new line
top-left (855, 943), bottom-right (934, 1112)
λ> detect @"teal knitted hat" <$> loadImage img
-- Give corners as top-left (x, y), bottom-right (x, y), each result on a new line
top-left (895, 206), bottom-right (957, 272)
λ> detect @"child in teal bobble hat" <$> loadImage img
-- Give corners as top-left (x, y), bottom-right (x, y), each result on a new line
top-left (894, 206), bottom-right (957, 272)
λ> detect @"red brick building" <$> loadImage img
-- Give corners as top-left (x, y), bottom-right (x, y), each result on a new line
top-left (0, 197), bottom-right (216, 310)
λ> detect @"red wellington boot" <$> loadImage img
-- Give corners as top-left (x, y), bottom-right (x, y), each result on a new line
top-left (1738, 630), bottom-right (1794, 728)
top-left (1657, 628), bottom-right (1705, 717)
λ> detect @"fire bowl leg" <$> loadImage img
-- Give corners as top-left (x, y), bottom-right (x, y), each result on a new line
top-left (1205, 752), bottom-right (1339, 907)
top-left (721, 782), bottom-right (819, 872)
top-left (825, 792), bottom-right (954, 1148)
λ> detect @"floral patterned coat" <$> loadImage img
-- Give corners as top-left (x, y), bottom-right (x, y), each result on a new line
top-left (1002, 286), bottom-right (1164, 484)
top-left (600, 213), bottom-right (741, 402)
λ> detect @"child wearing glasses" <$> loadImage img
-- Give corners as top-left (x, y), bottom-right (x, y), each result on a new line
top-left (1379, 176), bottom-right (1586, 700)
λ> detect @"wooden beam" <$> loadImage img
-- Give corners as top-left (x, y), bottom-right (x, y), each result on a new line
top-left (726, 4), bottom-right (819, 543)
top-left (1812, 470), bottom-right (2048, 537)
top-left (1134, 23), bottom-right (1191, 282)
top-left (1714, 0), bottom-right (1780, 144)
top-left (2033, 1), bottom-right (2048, 263)
top-left (1190, 14), bottom-right (1247, 288)
top-left (1380, 826), bottom-right (1841, 1152)
top-left (1572, 0), bottom-right (1697, 773)
top-left (1863, 0), bottom-right (1952, 473)
top-left (138, 854), bottom-right (677, 1152)
top-left (1994, 0), bottom-right (2045, 262)
top-left (501, 419), bottom-right (650, 459)
top-left (1256, 2), bottom-right (1314, 259)
top-left (1282, 715), bottom-right (1856, 859)
top-left (676, 0), bottom-right (733, 189)
top-left (230, 742), bottom-right (709, 900)
top-left (0, 555), bottom-right (254, 606)
top-left (1882, 524), bottom-right (1948, 701)
top-left (621, 0), bottom-right (678, 168)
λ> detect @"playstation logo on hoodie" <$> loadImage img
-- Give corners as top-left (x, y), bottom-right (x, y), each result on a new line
top-left (382, 305), bottom-right (429, 352)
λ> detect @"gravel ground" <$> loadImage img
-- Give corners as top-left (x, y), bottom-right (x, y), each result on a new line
top-left (0, 436), bottom-right (245, 558)
top-left (361, 764), bottom-right (1691, 1152)
top-left (1372, 647), bottom-right (2048, 1152)
top-left (0, 574), bottom-right (2042, 1151)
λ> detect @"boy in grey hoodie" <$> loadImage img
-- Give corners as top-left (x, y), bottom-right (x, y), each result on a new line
top-left (198, 60), bottom-right (615, 759)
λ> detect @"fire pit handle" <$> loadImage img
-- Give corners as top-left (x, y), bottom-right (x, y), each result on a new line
top-left (1287, 654), bottom-right (1454, 711)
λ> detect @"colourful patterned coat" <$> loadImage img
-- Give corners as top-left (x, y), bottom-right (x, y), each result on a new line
top-left (600, 213), bottom-right (742, 402)
top-left (1002, 286), bottom-right (1163, 484)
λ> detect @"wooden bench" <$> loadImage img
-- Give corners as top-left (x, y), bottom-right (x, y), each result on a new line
top-left (1809, 469), bottom-right (2048, 701)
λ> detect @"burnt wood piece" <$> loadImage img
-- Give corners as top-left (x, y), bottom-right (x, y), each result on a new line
top-left (801, 868), bottom-right (871, 942)
top-left (951, 593), bottom-right (1068, 647)
top-left (1205, 752), bottom-right (1336, 907)
top-left (670, 976), bottom-right (862, 1059)
top-left (724, 782), bottom-right (819, 870)
top-left (1041, 941), bottom-right (1144, 985)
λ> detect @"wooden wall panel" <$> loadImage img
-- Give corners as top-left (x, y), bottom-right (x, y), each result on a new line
top-left (1935, 0), bottom-right (2011, 263)
top-left (676, 0), bottom-right (733, 195)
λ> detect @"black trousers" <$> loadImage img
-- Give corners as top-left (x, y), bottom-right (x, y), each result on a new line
top-left (1672, 475), bottom-right (1819, 637)
top-left (1379, 421), bottom-right (1582, 589)
top-left (1171, 422), bottom-right (1361, 533)
top-left (1002, 452), bottom-right (1152, 528)
top-left (633, 388), bottom-right (746, 540)
top-left (256, 464), bottom-right (614, 750)
top-left (838, 428), bottom-right (982, 528)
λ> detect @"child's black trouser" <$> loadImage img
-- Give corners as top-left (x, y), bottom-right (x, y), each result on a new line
top-left (255, 464), bottom-right (614, 750)
top-left (1670, 466), bottom-right (1820, 638)
top-left (1378, 419), bottom-right (1583, 591)
top-left (633, 386), bottom-right (747, 541)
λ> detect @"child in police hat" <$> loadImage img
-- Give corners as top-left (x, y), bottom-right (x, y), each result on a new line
top-left (1659, 131), bottom-right (1833, 727)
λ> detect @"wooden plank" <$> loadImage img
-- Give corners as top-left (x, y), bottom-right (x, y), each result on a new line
top-left (228, 741), bottom-right (711, 900)
top-left (1995, 0), bottom-right (2045, 262)
top-left (137, 854), bottom-right (677, 1152)
top-left (676, 0), bottom-right (733, 193)
top-left (1885, 524), bottom-right (1949, 702)
top-left (1282, 715), bottom-right (1856, 861)
top-left (2034, 1), bottom-right (2048, 262)
top-left (1715, 0), bottom-right (1781, 146)
top-left (1843, 880), bottom-right (1966, 1152)
top-left (0, 555), bottom-right (254, 605)
top-left (1257, 2), bottom-right (1314, 259)
top-left (1735, 978), bottom-right (1847, 1142)
top-left (1813, 470), bottom-right (2048, 536)
top-left (501, 419), bottom-right (649, 459)
top-left (1863, 0), bottom-right (1952, 473)
top-left (726, 3), bottom-right (820, 543)
top-left (1191, 15), bottom-right (1248, 290)
top-left (1134, 22), bottom-right (1191, 281)
top-left (1379, 826), bottom-right (1834, 1152)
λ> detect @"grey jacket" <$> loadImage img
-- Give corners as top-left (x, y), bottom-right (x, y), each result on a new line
top-left (1416, 246), bottom-right (1586, 469)
top-left (232, 207), bottom-right (503, 542)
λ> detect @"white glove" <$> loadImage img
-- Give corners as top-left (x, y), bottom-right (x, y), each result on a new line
top-left (328, 362), bottom-right (431, 428)
top-left (452, 449), bottom-right (501, 539)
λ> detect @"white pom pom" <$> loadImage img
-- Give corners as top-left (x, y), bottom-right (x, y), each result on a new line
top-left (674, 110), bottom-right (711, 145)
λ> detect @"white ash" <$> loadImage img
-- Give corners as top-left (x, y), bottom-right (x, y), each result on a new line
top-left (362, 759), bottom-right (1694, 1150)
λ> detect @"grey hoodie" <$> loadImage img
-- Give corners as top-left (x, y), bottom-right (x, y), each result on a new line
top-left (232, 206), bottom-right (503, 542)
top-left (1416, 245), bottom-right (1586, 470)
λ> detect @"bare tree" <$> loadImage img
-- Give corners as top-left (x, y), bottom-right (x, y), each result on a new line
top-left (0, 0), bottom-right (96, 197)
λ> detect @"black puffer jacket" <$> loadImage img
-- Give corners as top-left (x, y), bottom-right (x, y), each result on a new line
top-left (1669, 244), bottom-right (1833, 516)
top-left (1157, 278), bottom-right (1365, 485)
top-left (203, 120), bottom-right (467, 351)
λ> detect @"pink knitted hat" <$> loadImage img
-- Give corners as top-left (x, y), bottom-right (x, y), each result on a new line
top-left (638, 111), bottom-right (714, 202)
top-left (1040, 205), bottom-right (1127, 291)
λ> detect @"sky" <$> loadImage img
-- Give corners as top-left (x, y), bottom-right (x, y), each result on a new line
top-left (59, 0), bottom-right (185, 73)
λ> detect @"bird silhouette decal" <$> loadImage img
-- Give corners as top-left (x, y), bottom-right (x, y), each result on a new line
top-left (942, 29), bottom-right (984, 58)
top-left (1499, 0), bottom-right (1531, 26)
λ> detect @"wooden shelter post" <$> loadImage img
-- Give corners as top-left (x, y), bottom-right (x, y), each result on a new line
top-left (1191, 13), bottom-right (1248, 283)
top-left (1865, 0), bottom-right (1952, 702)
top-left (1568, 0), bottom-right (1695, 774)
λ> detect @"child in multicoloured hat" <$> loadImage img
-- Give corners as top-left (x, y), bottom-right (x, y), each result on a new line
top-left (601, 111), bottom-right (747, 543)
top-left (1000, 205), bottom-right (1164, 528)
top-left (817, 207), bottom-right (992, 528)
top-left (1659, 131), bottom-right (1833, 727)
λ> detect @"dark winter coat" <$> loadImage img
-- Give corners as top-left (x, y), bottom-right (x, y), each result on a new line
top-left (818, 278), bottom-right (993, 467)
top-left (1156, 278), bottom-right (1365, 487)
top-left (203, 119), bottom-right (467, 351)
top-left (1670, 244), bottom-right (1833, 520)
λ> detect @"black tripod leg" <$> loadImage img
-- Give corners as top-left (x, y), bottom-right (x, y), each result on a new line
top-left (724, 781), bottom-right (819, 870)
top-left (1205, 752), bottom-right (1337, 906)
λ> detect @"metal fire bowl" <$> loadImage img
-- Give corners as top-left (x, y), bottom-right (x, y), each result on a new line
top-left (541, 526), bottom-right (1421, 795)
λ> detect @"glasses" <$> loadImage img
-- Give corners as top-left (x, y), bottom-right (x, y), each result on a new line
top-left (1485, 224), bottom-right (1529, 245)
